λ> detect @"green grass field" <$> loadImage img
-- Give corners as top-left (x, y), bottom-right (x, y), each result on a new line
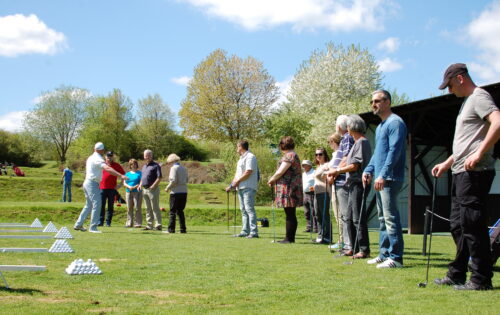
top-left (0, 163), bottom-right (498, 314)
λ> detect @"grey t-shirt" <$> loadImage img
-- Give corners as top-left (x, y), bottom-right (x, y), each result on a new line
top-left (452, 87), bottom-right (498, 174)
top-left (346, 138), bottom-right (372, 183)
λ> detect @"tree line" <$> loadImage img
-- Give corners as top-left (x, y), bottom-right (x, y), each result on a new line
top-left (4, 42), bottom-right (409, 166)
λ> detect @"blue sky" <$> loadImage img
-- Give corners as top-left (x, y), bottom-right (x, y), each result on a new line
top-left (1, 0), bottom-right (500, 132)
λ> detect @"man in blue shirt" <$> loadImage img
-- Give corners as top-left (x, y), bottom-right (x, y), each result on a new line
top-left (61, 166), bottom-right (73, 202)
top-left (363, 89), bottom-right (407, 269)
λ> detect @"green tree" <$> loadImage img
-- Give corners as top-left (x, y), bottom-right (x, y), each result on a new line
top-left (263, 102), bottom-right (312, 146)
top-left (133, 94), bottom-right (175, 156)
top-left (179, 49), bottom-right (279, 142)
top-left (287, 43), bottom-right (381, 145)
top-left (24, 85), bottom-right (89, 163)
top-left (75, 89), bottom-right (134, 161)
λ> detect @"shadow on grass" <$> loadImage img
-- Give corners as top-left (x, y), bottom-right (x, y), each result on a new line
top-left (0, 287), bottom-right (45, 294)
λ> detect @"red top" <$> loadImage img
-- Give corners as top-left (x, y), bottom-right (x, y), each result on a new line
top-left (100, 161), bottom-right (125, 189)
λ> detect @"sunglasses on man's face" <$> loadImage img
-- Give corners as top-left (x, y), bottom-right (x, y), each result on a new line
top-left (370, 98), bottom-right (386, 105)
top-left (315, 153), bottom-right (323, 156)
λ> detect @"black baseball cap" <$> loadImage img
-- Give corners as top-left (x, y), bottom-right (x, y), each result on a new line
top-left (439, 63), bottom-right (468, 90)
top-left (106, 151), bottom-right (114, 157)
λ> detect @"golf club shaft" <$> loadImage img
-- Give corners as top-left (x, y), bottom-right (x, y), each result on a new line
top-left (424, 177), bottom-right (438, 284)
top-left (234, 190), bottom-right (237, 235)
top-left (227, 191), bottom-right (230, 232)
top-left (272, 186), bottom-right (276, 242)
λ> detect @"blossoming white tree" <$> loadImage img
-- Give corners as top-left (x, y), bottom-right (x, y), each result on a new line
top-left (285, 43), bottom-right (381, 144)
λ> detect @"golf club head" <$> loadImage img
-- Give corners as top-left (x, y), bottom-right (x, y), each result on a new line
top-left (418, 282), bottom-right (427, 288)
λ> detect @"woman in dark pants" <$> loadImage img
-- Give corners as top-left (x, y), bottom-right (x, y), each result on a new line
top-left (313, 147), bottom-right (331, 244)
top-left (164, 154), bottom-right (188, 233)
top-left (267, 136), bottom-right (303, 244)
top-left (329, 115), bottom-right (372, 258)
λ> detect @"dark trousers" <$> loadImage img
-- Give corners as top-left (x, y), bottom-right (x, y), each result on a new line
top-left (100, 189), bottom-right (116, 226)
top-left (348, 182), bottom-right (370, 254)
top-left (447, 171), bottom-right (494, 286)
top-left (284, 207), bottom-right (297, 242)
top-left (303, 193), bottom-right (317, 232)
top-left (315, 192), bottom-right (331, 243)
top-left (168, 193), bottom-right (187, 233)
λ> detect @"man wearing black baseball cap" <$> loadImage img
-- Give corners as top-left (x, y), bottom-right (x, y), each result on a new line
top-left (432, 63), bottom-right (500, 290)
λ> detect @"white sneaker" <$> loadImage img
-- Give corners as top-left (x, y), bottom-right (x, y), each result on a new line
top-left (328, 242), bottom-right (342, 250)
top-left (315, 237), bottom-right (322, 243)
top-left (89, 230), bottom-right (102, 234)
top-left (376, 258), bottom-right (403, 269)
top-left (367, 256), bottom-right (386, 265)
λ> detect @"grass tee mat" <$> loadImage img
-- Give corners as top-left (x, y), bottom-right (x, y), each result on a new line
top-left (0, 223), bottom-right (498, 314)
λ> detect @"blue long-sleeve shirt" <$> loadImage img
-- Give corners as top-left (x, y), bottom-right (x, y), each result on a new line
top-left (364, 113), bottom-right (407, 182)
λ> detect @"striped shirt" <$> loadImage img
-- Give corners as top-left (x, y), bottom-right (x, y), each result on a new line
top-left (331, 132), bottom-right (354, 186)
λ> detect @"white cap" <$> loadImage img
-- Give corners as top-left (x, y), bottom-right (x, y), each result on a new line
top-left (94, 142), bottom-right (105, 150)
top-left (301, 160), bottom-right (313, 167)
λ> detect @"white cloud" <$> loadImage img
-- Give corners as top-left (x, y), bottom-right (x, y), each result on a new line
top-left (0, 14), bottom-right (67, 57)
top-left (273, 76), bottom-right (293, 108)
top-left (377, 37), bottom-right (400, 53)
top-left (180, 0), bottom-right (391, 32)
top-left (171, 76), bottom-right (192, 86)
top-left (0, 111), bottom-right (27, 132)
top-left (377, 57), bottom-right (402, 72)
top-left (465, 1), bottom-right (500, 82)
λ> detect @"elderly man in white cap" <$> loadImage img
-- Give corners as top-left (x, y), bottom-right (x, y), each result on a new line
top-left (301, 160), bottom-right (317, 233)
top-left (74, 142), bottom-right (128, 233)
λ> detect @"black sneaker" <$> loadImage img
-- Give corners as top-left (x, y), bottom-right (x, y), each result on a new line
top-left (155, 226), bottom-right (162, 231)
top-left (233, 233), bottom-right (247, 237)
top-left (434, 276), bottom-right (465, 286)
top-left (454, 281), bottom-right (492, 291)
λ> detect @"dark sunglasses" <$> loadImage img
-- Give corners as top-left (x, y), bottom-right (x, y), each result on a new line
top-left (370, 98), bottom-right (386, 105)
top-left (315, 153), bottom-right (324, 156)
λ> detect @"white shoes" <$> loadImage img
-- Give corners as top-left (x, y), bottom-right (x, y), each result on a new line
top-left (367, 256), bottom-right (386, 265)
top-left (88, 230), bottom-right (102, 234)
top-left (376, 258), bottom-right (403, 269)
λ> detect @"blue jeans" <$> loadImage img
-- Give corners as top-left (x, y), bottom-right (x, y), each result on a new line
top-left (75, 180), bottom-right (102, 231)
top-left (62, 180), bottom-right (72, 202)
top-left (375, 180), bottom-right (404, 263)
top-left (238, 188), bottom-right (258, 236)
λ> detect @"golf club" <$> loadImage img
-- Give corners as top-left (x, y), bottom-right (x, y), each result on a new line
top-left (309, 195), bottom-right (313, 242)
top-left (233, 190), bottom-right (237, 236)
top-left (226, 191), bottom-right (230, 232)
top-left (418, 176), bottom-right (438, 288)
top-left (271, 186), bottom-right (276, 243)
top-left (344, 184), bottom-right (366, 265)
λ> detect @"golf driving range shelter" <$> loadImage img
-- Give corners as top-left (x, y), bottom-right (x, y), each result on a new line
top-left (360, 82), bottom-right (500, 234)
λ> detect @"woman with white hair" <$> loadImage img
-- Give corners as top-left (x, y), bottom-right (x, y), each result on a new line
top-left (328, 114), bottom-right (372, 258)
top-left (164, 153), bottom-right (188, 234)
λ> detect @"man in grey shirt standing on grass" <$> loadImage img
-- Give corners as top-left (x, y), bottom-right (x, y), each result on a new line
top-left (140, 149), bottom-right (163, 231)
top-left (432, 63), bottom-right (500, 291)
top-left (226, 140), bottom-right (259, 238)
